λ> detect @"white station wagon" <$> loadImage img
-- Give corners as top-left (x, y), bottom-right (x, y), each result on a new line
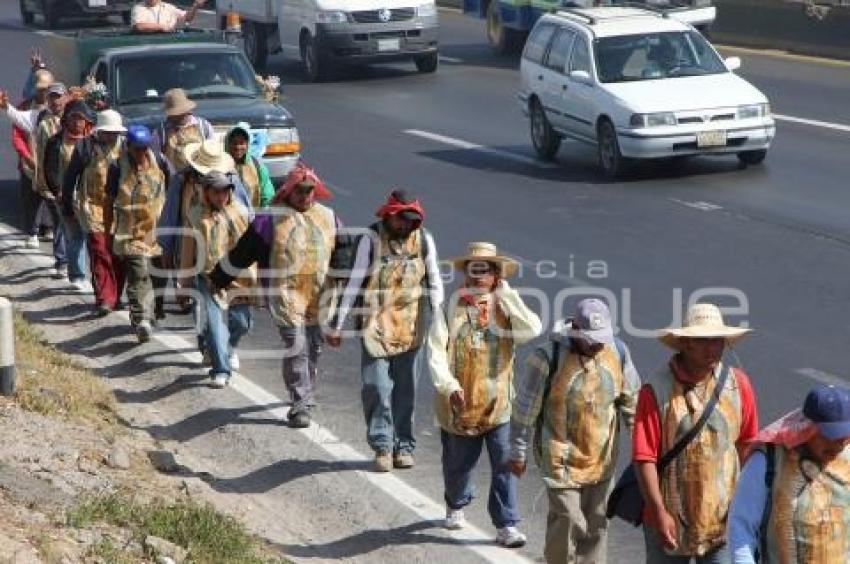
top-left (519, 7), bottom-right (776, 178)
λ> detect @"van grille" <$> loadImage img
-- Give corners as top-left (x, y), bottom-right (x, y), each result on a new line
top-left (351, 8), bottom-right (415, 23)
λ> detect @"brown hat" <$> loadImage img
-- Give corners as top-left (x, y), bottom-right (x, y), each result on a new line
top-left (448, 242), bottom-right (519, 278)
top-left (34, 69), bottom-right (54, 90)
top-left (162, 88), bottom-right (196, 117)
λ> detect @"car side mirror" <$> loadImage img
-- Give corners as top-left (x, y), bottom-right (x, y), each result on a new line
top-left (725, 57), bottom-right (742, 71)
top-left (570, 70), bottom-right (592, 84)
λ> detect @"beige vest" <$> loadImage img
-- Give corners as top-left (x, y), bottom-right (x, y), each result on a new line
top-left (236, 158), bottom-right (261, 209)
top-left (76, 141), bottom-right (121, 233)
top-left (35, 114), bottom-right (61, 197)
top-left (163, 122), bottom-right (203, 171)
top-left (112, 151), bottom-right (166, 257)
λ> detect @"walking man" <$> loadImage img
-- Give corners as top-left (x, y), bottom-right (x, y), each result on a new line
top-left (327, 190), bottom-right (443, 472)
top-left (225, 123), bottom-right (274, 209)
top-left (109, 125), bottom-right (169, 342)
top-left (428, 242), bottom-right (542, 548)
top-left (62, 109), bottom-right (126, 315)
top-left (728, 384), bottom-right (850, 564)
top-left (509, 298), bottom-right (641, 563)
top-left (633, 303), bottom-right (759, 563)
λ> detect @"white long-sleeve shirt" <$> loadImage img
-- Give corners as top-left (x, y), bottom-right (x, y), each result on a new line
top-left (5, 106), bottom-right (42, 134)
top-left (334, 229), bottom-right (443, 330)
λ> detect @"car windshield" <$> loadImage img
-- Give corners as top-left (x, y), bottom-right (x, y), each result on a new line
top-left (594, 31), bottom-right (727, 83)
top-left (115, 52), bottom-right (259, 105)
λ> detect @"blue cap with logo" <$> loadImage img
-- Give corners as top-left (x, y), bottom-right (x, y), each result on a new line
top-left (126, 124), bottom-right (153, 148)
top-left (566, 298), bottom-right (614, 345)
top-left (803, 384), bottom-right (850, 441)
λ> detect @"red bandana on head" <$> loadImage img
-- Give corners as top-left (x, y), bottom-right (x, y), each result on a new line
top-left (375, 190), bottom-right (425, 224)
top-left (271, 161), bottom-right (332, 205)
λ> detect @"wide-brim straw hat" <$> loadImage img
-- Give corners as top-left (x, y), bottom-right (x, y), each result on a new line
top-left (448, 242), bottom-right (519, 278)
top-left (183, 140), bottom-right (235, 175)
top-left (658, 303), bottom-right (752, 350)
top-left (94, 109), bottom-right (126, 133)
top-left (162, 88), bottom-right (196, 117)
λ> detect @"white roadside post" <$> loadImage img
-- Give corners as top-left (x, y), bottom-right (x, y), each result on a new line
top-left (0, 297), bottom-right (14, 396)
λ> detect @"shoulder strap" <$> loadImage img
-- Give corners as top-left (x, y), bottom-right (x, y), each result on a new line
top-left (657, 363), bottom-right (731, 471)
top-left (759, 444), bottom-right (776, 561)
top-left (614, 337), bottom-right (626, 370)
top-left (533, 341), bottom-right (561, 458)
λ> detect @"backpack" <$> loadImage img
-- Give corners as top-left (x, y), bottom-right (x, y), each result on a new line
top-left (532, 337), bottom-right (628, 464)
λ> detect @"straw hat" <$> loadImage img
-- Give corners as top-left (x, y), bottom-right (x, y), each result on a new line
top-left (658, 303), bottom-right (752, 350)
top-left (183, 140), bottom-right (235, 175)
top-left (34, 69), bottom-right (54, 90)
top-left (448, 242), bottom-right (519, 278)
top-left (94, 110), bottom-right (126, 134)
top-left (162, 88), bottom-right (196, 117)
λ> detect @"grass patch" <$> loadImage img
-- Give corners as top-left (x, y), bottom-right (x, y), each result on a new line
top-left (68, 494), bottom-right (285, 563)
top-left (87, 537), bottom-right (139, 564)
top-left (13, 313), bottom-right (115, 425)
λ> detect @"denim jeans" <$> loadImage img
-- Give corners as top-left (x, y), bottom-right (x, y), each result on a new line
top-left (45, 200), bottom-right (66, 268)
top-left (360, 344), bottom-right (422, 455)
top-left (62, 217), bottom-right (87, 281)
top-left (644, 529), bottom-right (730, 564)
top-left (441, 423), bottom-right (519, 529)
top-left (195, 280), bottom-right (253, 377)
top-left (279, 325), bottom-right (323, 414)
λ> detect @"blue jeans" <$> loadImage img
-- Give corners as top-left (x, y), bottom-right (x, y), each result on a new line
top-left (441, 423), bottom-right (520, 529)
top-left (360, 344), bottom-right (422, 455)
top-left (62, 217), bottom-right (87, 281)
top-left (195, 281), bottom-right (253, 377)
top-left (644, 529), bottom-right (730, 564)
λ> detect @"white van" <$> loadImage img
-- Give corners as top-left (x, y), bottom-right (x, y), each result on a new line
top-left (217, 0), bottom-right (440, 81)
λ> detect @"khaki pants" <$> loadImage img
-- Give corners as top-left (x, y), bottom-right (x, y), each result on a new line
top-left (545, 476), bottom-right (614, 564)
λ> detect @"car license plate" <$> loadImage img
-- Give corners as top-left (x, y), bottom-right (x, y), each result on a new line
top-left (89, 0), bottom-right (107, 6)
top-left (697, 130), bottom-right (727, 148)
top-left (377, 39), bottom-right (401, 52)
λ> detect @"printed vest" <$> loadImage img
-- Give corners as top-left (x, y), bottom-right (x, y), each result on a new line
top-left (35, 114), bottom-right (61, 196)
top-left (268, 203), bottom-right (336, 328)
top-left (361, 226), bottom-right (428, 358)
top-left (765, 445), bottom-right (850, 564)
top-left (236, 158), bottom-right (261, 209)
top-left (112, 151), bottom-right (166, 257)
top-left (434, 295), bottom-right (515, 436)
top-left (180, 172), bottom-right (204, 225)
top-left (76, 141), bottom-right (121, 233)
top-left (650, 364), bottom-right (742, 557)
top-left (540, 345), bottom-right (625, 489)
top-left (56, 139), bottom-right (76, 195)
top-left (164, 122), bottom-right (203, 171)
top-left (188, 200), bottom-right (256, 305)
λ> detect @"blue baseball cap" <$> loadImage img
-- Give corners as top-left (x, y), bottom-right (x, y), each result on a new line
top-left (126, 124), bottom-right (153, 148)
top-left (803, 384), bottom-right (850, 441)
top-left (566, 298), bottom-right (614, 345)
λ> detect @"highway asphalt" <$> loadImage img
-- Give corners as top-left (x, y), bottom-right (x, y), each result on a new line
top-left (1, 4), bottom-right (849, 562)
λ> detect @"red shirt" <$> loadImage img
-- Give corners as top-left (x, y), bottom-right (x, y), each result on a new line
top-left (632, 366), bottom-right (758, 463)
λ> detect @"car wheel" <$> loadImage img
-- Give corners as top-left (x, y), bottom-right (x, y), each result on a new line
top-left (597, 119), bottom-right (628, 179)
top-left (486, 1), bottom-right (521, 55)
top-left (20, 0), bottom-right (34, 25)
top-left (530, 99), bottom-right (561, 161)
top-left (414, 52), bottom-right (438, 73)
top-left (41, 0), bottom-right (58, 28)
top-left (737, 149), bottom-right (767, 166)
top-left (242, 21), bottom-right (269, 71)
top-left (301, 33), bottom-right (328, 83)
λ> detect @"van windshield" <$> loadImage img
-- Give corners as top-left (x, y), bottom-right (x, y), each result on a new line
top-left (594, 31), bottom-right (727, 83)
top-left (116, 52), bottom-right (259, 105)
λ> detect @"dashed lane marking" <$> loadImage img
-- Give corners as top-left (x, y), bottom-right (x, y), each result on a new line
top-left (439, 55), bottom-right (463, 64)
top-left (0, 224), bottom-right (535, 564)
top-left (669, 199), bottom-right (723, 212)
top-left (796, 368), bottom-right (847, 387)
top-left (774, 114), bottom-right (850, 134)
top-left (404, 129), bottom-right (560, 169)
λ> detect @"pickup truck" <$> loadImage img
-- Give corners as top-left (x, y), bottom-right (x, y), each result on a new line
top-left (36, 29), bottom-right (301, 183)
top-left (20, 0), bottom-right (133, 28)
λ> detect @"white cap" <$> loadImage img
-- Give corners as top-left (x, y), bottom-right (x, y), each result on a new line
top-left (94, 110), bottom-right (126, 134)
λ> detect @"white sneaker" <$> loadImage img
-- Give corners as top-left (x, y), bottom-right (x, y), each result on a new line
top-left (210, 373), bottom-right (229, 389)
top-left (229, 351), bottom-right (240, 371)
top-left (24, 235), bottom-right (39, 249)
top-left (71, 279), bottom-right (90, 293)
top-left (496, 526), bottom-right (527, 548)
top-left (136, 320), bottom-right (152, 343)
top-left (444, 508), bottom-right (465, 530)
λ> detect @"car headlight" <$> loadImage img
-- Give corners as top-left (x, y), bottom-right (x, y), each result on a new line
top-left (737, 103), bottom-right (771, 120)
top-left (264, 127), bottom-right (301, 156)
top-left (317, 10), bottom-right (348, 24)
top-left (417, 2), bottom-right (437, 17)
top-left (629, 112), bottom-right (677, 128)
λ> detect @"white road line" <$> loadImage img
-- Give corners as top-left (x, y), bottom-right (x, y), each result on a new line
top-left (404, 129), bottom-right (559, 169)
top-left (669, 198), bottom-right (723, 212)
top-left (439, 55), bottom-right (463, 64)
top-left (774, 114), bottom-right (850, 134)
top-left (0, 224), bottom-right (534, 564)
top-left (796, 368), bottom-right (847, 387)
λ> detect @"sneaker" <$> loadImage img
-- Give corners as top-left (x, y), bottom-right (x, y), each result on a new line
top-left (496, 526), bottom-right (527, 549)
top-left (393, 452), bottom-right (414, 469)
top-left (444, 508), bottom-right (466, 530)
top-left (210, 373), bottom-right (229, 389)
top-left (374, 451), bottom-right (392, 473)
top-left (201, 350), bottom-right (211, 366)
top-left (24, 235), bottom-right (39, 249)
top-left (136, 320), bottom-right (152, 343)
top-left (288, 410), bottom-right (311, 429)
top-left (39, 230), bottom-right (53, 242)
top-left (53, 265), bottom-right (68, 280)
top-left (229, 351), bottom-right (240, 371)
top-left (70, 279), bottom-right (90, 293)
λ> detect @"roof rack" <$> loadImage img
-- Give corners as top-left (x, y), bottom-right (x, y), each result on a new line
top-left (603, 1), bottom-right (695, 18)
top-left (551, 7), bottom-right (597, 25)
